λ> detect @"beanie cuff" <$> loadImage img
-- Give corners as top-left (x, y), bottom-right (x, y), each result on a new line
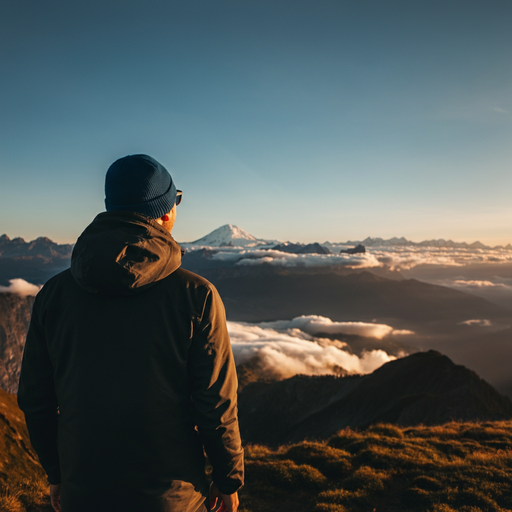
top-left (105, 181), bottom-right (177, 219)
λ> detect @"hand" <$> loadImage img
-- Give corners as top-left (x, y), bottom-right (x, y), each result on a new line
top-left (209, 482), bottom-right (239, 512)
top-left (50, 483), bottom-right (61, 512)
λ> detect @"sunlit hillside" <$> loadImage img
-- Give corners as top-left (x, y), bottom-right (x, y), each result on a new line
top-left (238, 421), bottom-right (512, 512)
top-left (0, 388), bottom-right (51, 512)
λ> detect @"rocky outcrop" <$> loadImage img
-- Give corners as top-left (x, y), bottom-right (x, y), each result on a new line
top-left (340, 244), bottom-right (365, 254)
top-left (238, 350), bottom-right (512, 446)
top-left (0, 293), bottom-right (34, 393)
top-left (272, 242), bottom-right (331, 255)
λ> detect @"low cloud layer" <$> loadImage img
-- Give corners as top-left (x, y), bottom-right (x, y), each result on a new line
top-left (188, 244), bottom-right (512, 271)
top-left (0, 279), bottom-right (41, 297)
top-left (366, 246), bottom-right (512, 270)
top-left (228, 316), bottom-right (405, 379)
top-left (256, 315), bottom-right (413, 339)
top-left (210, 248), bottom-right (381, 269)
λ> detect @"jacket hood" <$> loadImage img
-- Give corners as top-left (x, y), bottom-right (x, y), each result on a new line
top-left (71, 211), bottom-right (182, 296)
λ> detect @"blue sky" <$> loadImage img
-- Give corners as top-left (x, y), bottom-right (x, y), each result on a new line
top-left (1, 0), bottom-right (511, 245)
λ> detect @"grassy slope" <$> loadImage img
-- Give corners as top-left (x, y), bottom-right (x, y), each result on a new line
top-left (2, 385), bottom-right (512, 511)
top-left (239, 421), bottom-right (512, 512)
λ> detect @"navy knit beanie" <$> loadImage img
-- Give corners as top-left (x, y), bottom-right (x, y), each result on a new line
top-left (104, 154), bottom-right (177, 219)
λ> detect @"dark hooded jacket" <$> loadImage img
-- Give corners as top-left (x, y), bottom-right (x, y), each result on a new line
top-left (18, 211), bottom-right (244, 512)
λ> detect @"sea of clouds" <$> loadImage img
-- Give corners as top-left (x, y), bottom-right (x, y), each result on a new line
top-left (254, 316), bottom-right (414, 338)
top-left (228, 315), bottom-right (410, 379)
top-left (186, 243), bottom-right (512, 271)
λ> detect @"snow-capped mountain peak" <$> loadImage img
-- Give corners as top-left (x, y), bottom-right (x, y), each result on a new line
top-left (187, 224), bottom-right (267, 247)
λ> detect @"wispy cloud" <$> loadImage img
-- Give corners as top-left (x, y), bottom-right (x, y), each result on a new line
top-left (493, 107), bottom-right (508, 113)
top-left (228, 316), bottom-right (408, 379)
top-left (256, 315), bottom-right (409, 339)
top-left (459, 319), bottom-right (492, 327)
top-left (453, 279), bottom-right (507, 288)
top-left (0, 278), bottom-right (41, 297)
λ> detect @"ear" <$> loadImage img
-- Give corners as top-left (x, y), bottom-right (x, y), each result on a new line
top-left (161, 214), bottom-right (170, 222)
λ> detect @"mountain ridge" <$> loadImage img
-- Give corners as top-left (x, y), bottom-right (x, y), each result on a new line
top-left (0, 235), bottom-right (72, 286)
top-left (238, 350), bottom-right (512, 446)
top-left (194, 266), bottom-right (509, 328)
top-left (0, 234), bottom-right (73, 259)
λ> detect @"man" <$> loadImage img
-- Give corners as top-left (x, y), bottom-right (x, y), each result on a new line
top-left (18, 154), bottom-right (244, 512)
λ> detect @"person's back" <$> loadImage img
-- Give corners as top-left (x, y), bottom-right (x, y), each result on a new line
top-left (18, 155), bottom-right (244, 512)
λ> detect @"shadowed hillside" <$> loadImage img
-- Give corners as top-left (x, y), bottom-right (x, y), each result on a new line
top-left (238, 351), bottom-right (512, 446)
top-left (191, 266), bottom-right (509, 332)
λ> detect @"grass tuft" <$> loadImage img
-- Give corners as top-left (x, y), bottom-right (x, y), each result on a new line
top-left (0, 476), bottom-right (52, 512)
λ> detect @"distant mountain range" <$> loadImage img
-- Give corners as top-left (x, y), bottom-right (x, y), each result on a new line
top-left (0, 234), bottom-right (72, 285)
top-left (182, 224), bottom-right (511, 250)
top-left (0, 234), bottom-right (73, 259)
top-left (1, 226), bottom-right (509, 265)
top-left (3, 226), bottom-right (511, 288)
top-left (330, 236), bottom-right (512, 250)
top-left (238, 350), bottom-right (512, 446)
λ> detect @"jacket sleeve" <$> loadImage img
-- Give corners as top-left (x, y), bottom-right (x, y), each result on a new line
top-left (188, 285), bottom-right (244, 495)
top-left (17, 294), bottom-right (61, 484)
